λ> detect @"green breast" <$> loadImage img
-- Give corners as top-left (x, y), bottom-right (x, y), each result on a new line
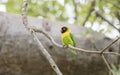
top-left (62, 36), bottom-right (74, 46)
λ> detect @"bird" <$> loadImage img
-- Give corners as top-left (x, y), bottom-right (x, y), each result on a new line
top-left (60, 26), bottom-right (77, 54)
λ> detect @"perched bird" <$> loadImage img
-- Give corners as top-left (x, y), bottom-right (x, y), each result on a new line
top-left (61, 26), bottom-right (77, 54)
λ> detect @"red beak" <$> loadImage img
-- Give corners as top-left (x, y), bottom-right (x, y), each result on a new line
top-left (61, 30), bottom-right (63, 33)
top-left (61, 29), bottom-right (63, 33)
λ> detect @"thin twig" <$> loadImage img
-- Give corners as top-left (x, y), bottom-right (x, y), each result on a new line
top-left (22, 0), bottom-right (29, 28)
top-left (31, 27), bottom-right (120, 56)
top-left (105, 0), bottom-right (120, 9)
top-left (101, 54), bottom-right (113, 75)
top-left (82, 0), bottom-right (96, 26)
top-left (22, 0), bottom-right (62, 75)
top-left (72, 0), bottom-right (78, 21)
top-left (100, 37), bottom-right (120, 54)
top-left (104, 52), bottom-right (120, 56)
top-left (96, 11), bottom-right (120, 32)
top-left (117, 42), bottom-right (120, 66)
top-left (32, 27), bottom-right (100, 53)
top-left (31, 30), bottom-right (63, 75)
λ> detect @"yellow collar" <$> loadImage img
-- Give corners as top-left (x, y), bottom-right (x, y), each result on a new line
top-left (62, 29), bottom-right (70, 38)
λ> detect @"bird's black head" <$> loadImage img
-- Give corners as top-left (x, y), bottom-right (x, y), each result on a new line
top-left (61, 26), bottom-right (68, 33)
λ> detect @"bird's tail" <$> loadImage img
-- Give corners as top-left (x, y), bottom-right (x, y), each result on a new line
top-left (70, 49), bottom-right (77, 54)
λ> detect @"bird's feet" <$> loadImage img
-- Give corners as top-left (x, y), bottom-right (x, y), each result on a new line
top-left (63, 45), bottom-right (69, 49)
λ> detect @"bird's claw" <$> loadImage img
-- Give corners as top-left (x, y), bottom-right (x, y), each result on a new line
top-left (63, 45), bottom-right (69, 49)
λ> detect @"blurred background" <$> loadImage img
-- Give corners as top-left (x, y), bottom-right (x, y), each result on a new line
top-left (0, 0), bottom-right (120, 38)
top-left (0, 0), bottom-right (120, 75)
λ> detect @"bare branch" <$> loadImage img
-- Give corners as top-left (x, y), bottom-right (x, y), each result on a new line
top-left (115, 12), bottom-right (120, 22)
top-left (72, 0), bottom-right (78, 21)
top-left (101, 54), bottom-right (113, 75)
top-left (82, 0), bottom-right (96, 26)
top-left (32, 27), bottom-right (99, 53)
top-left (32, 27), bottom-right (120, 74)
top-left (100, 37), bottom-right (120, 54)
top-left (31, 27), bottom-right (120, 56)
top-left (31, 30), bottom-right (63, 75)
top-left (22, 0), bottom-right (29, 28)
top-left (106, 0), bottom-right (120, 9)
top-left (22, 0), bottom-right (63, 75)
top-left (104, 52), bottom-right (120, 56)
top-left (96, 11), bottom-right (120, 32)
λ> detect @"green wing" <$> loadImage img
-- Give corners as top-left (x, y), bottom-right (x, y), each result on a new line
top-left (70, 33), bottom-right (75, 47)
top-left (70, 33), bottom-right (77, 54)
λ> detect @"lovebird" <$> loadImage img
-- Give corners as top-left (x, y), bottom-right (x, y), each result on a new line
top-left (60, 26), bottom-right (77, 54)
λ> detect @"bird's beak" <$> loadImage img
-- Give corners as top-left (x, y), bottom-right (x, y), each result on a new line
top-left (61, 29), bottom-right (63, 33)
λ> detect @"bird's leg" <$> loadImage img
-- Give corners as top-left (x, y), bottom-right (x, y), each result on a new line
top-left (63, 45), bottom-right (69, 49)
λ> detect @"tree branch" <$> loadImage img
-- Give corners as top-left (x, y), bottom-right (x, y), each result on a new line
top-left (31, 27), bottom-right (120, 56)
top-left (115, 12), bottom-right (120, 22)
top-left (31, 27), bottom-right (120, 74)
top-left (101, 54), bottom-right (113, 75)
top-left (82, 0), bottom-right (96, 26)
top-left (72, 0), bottom-right (78, 21)
top-left (22, 0), bottom-right (63, 75)
top-left (100, 37), bottom-right (120, 54)
top-left (96, 11), bottom-right (120, 32)
top-left (22, 0), bottom-right (29, 28)
top-left (106, 0), bottom-right (120, 10)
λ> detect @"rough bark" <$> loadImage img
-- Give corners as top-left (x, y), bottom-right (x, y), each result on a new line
top-left (0, 12), bottom-right (119, 75)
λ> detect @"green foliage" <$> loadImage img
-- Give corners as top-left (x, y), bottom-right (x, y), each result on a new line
top-left (1, 0), bottom-right (119, 37)
top-left (79, 29), bottom-right (92, 37)
top-left (112, 64), bottom-right (120, 75)
top-left (6, 0), bottom-right (23, 14)
top-left (3, 0), bottom-right (120, 23)
top-left (98, 29), bottom-right (104, 33)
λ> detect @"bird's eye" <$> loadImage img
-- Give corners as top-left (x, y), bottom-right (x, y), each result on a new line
top-left (63, 28), bottom-right (66, 30)
top-left (61, 27), bottom-right (67, 33)
top-left (63, 27), bottom-right (67, 31)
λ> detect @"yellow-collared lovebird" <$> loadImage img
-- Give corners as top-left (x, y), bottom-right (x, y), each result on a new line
top-left (60, 26), bottom-right (77, 54)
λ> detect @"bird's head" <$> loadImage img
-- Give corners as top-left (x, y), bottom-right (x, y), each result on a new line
top-left (61, 26), bottom-right (70, 33)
